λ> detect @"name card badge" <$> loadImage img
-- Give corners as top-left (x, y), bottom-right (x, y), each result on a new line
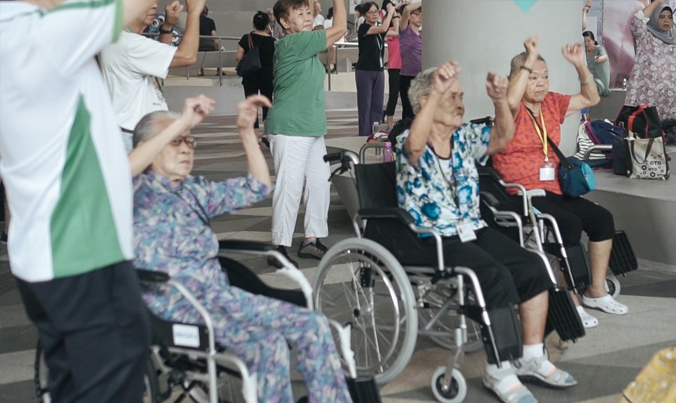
top-left (457, 222), bottom-right (477, 243)
top-left (540, 163), bottom-right (555, 181)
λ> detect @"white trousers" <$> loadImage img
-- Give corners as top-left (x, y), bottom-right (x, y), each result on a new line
top-left (268, 134), bottom-right (331, 247)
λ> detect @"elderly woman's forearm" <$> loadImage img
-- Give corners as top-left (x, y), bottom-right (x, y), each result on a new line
top-left (242, 136), bottom-right (272, 187)
top-left (487, 100), bottom-right (515, 155)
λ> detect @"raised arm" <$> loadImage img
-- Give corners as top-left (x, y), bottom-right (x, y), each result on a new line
top-left (169, 0), bottom-right (206, 67)
top-left (159, 1), bottom-right (183, 44)
top-left (236, 96), bottom-right (273, 187)
top-left (582, 0), bottom-right (591, 30)
top-left (405, 61), bottom-right (460, 166)
top-left (129, 95), bottom-right (215, 176)
top-left (400, 1), bottom-right (422, 31)
top-left (506, 36), bottom-right (540, 117)
top-left (642, 0), bottom-right (668, 18)
top-left (562, 43), bottom-right (600, 117)
top-left (485, 73), bottom-right (515, 156)
top-left (325, 0), bottom-right (347, 47)
top-left (387, 13), bottom-right (400, 37)
top-left (366, 3), bottom-right (395, 35)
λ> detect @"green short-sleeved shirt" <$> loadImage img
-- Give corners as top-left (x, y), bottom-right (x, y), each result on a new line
top-left (265, 30), bottom-right (328, 137)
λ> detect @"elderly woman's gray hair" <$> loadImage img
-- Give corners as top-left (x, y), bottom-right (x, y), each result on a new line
top-left (508, 51), bottom-right (546, 80)
top-left (133, 110), bottom-right (182, 148)
top-left (408, 67), bottom-right (437, 115)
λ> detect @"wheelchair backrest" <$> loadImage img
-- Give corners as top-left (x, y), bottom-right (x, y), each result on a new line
top-left (355, 161), bottom-right (398, 209)
top-left (355, 161), bottom-right (438, 266)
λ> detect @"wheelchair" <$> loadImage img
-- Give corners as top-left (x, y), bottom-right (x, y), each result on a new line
top-left (35, 241), bottom-right (360, 403)
top-left (315, 149), bottom-right (538, 403)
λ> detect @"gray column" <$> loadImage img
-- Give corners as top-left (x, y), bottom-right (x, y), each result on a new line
top-left (424, 0), bottom-right (586, 153)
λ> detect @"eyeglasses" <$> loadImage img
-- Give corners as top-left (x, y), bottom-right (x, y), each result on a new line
top-left (366, 10), bottom-right (380, 15)
top-left (170, 136), bottom-right (197, 148)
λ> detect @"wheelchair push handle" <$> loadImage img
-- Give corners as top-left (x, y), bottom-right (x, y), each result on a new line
top-left (324, 151), bottom-right (345, 163)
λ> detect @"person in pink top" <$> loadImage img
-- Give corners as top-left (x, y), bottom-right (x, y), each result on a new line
top-left (381, 0), bottom-right (402, 130)
top-left (493, 36), bottom-right (629, 330)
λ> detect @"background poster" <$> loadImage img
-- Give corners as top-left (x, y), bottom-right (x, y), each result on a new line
top-left (603, 0), bottom-right (676, 88)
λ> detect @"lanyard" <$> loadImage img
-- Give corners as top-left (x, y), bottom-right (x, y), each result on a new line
top-left (526, 107), bottom-right (549, 162)
top-left (431, 137), bottom-right (463, 219)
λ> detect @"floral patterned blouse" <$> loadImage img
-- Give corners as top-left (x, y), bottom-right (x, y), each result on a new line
top-left (625, 11), bottom-right (676, 121)
top-left (132, 170), bottom-right (271, 287)
top-left (395, 124), bottom-right (491, 237)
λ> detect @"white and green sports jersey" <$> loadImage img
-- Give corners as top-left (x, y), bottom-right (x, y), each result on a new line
top-left (0, 0), bottom-right (134, 282)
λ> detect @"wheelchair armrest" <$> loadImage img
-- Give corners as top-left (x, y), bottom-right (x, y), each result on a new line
top-left (219, 240), bottom-right (277, 253)
top-left (357, 207), bottom-right (414, 225)
top-left (136, 269), bottom-right (170, 284)
top-left (582, 144), bottom-right (612, 160)
top-left (526, 189), bottom-right (546, 198)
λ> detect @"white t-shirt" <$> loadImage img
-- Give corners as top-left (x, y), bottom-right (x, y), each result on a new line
top-left (0, 0), bottom-right (134, 282)
top-left (313, 14), bottom-right (325, 28)
top-left (100, 31), bottom-right (177, 134)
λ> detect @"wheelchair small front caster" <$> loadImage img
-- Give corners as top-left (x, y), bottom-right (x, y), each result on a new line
top-left (605, 273), bottom-right (621, 299)
top-left (431, 366), bottom-right (467, 403)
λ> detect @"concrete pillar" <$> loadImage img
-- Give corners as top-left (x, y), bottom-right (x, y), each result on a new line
top-left (424, 0), bottom-right (586, 153)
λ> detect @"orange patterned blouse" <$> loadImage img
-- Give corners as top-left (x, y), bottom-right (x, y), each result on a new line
top-left (492, 92), bottom-right (571, 195)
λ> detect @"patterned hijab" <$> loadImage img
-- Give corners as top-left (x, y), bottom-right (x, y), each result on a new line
top-left (647, 4), bottom-right (675, 45)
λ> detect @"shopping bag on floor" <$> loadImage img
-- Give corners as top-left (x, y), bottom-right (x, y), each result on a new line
top-left (615, 104), bottom-right (663, 139)
top-left (625, 131), bottom-right (670, 179)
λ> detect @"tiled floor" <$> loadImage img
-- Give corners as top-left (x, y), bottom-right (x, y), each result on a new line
top-left (1, 111), bottom-right (675, 403)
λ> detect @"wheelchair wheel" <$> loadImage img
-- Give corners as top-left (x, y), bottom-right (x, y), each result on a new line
top-left (313, 238), bottom-right (418, 385)
top-left (605, 272), bottom-right (621, 299)
top-left (417, 282), bottom-right (483, 353)
top-left (431, 366), bottom-right (467, 403)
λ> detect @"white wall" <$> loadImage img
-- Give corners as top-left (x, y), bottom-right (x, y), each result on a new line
top-left (425, 0), bottom-right (587, 154)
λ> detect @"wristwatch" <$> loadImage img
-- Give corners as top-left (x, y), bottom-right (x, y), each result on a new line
top-left (159, 25), bottom-right (173, 34)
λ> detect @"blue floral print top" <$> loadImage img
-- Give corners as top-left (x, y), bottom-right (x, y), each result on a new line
top-left (132, 170), bottom-right (271, 287)
top-left (395, 123), bottom-right (491, 237)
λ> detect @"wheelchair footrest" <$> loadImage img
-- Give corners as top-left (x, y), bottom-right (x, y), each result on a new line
top-left (609, 231), bottom-right (638, 276)
top-left (481, 306), bottom-right (523, 364)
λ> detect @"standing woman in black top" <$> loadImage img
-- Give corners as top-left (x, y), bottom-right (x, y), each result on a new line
top-left (355, 1), bottom-right (395, 136)
top-left (237, 11), bottom-right (276, 130)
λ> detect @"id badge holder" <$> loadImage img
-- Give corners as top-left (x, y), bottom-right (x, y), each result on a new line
top-left (457, 222), bottom-right (477, 243)
top-left (379, 56), bottom-right (384, 69)
top-left (539, 162), bottom-right (555, 181)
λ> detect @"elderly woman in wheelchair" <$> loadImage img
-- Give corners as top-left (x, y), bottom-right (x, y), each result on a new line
top-left (394, 62), bottom-right (576, 403)
top-left (492, 36), bottom-right (628, 329)
top-left (129, 95), bottom-right (354, 403)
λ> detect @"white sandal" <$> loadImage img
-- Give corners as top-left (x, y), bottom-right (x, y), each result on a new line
top-left (582, 295), bottom-right (628, 315)
top-left (576, 306), bottom-right (599, 328)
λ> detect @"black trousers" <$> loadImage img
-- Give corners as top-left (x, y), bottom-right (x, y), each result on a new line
top-left (530, 191), bottom-right (615, 246)
top-left (424, 227), bottom-right (552, 310)
top-left (399, 74), bottom-right (415, 120)
top-left (385, 68), bottom-right (401, 117)
top-left (243, 79), bottom-right (274, 129)
top-left (16, 261), bottom-right (150, 403)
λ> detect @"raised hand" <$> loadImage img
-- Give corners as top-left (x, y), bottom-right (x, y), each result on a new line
top-left (485, 72), bottom-right (508, 102)
top-left (523, 35), bottom-right (539, 60)
top-left (180, 95), bottom-right (215, 130)
top-left (583, 0), bottom-right (592, 12)
top-left (562, 43), bottom-right (585, 66)
top-left (386, 2), bottom-right (395, 14)
top-left (237, 95), bottom-right (272, 135)
top-left (185, 0), bottom-right (206, 15)
top-left (432, 61), bottom-right (461, 96)
top-left (164, 0), bottom-right (183, 25)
